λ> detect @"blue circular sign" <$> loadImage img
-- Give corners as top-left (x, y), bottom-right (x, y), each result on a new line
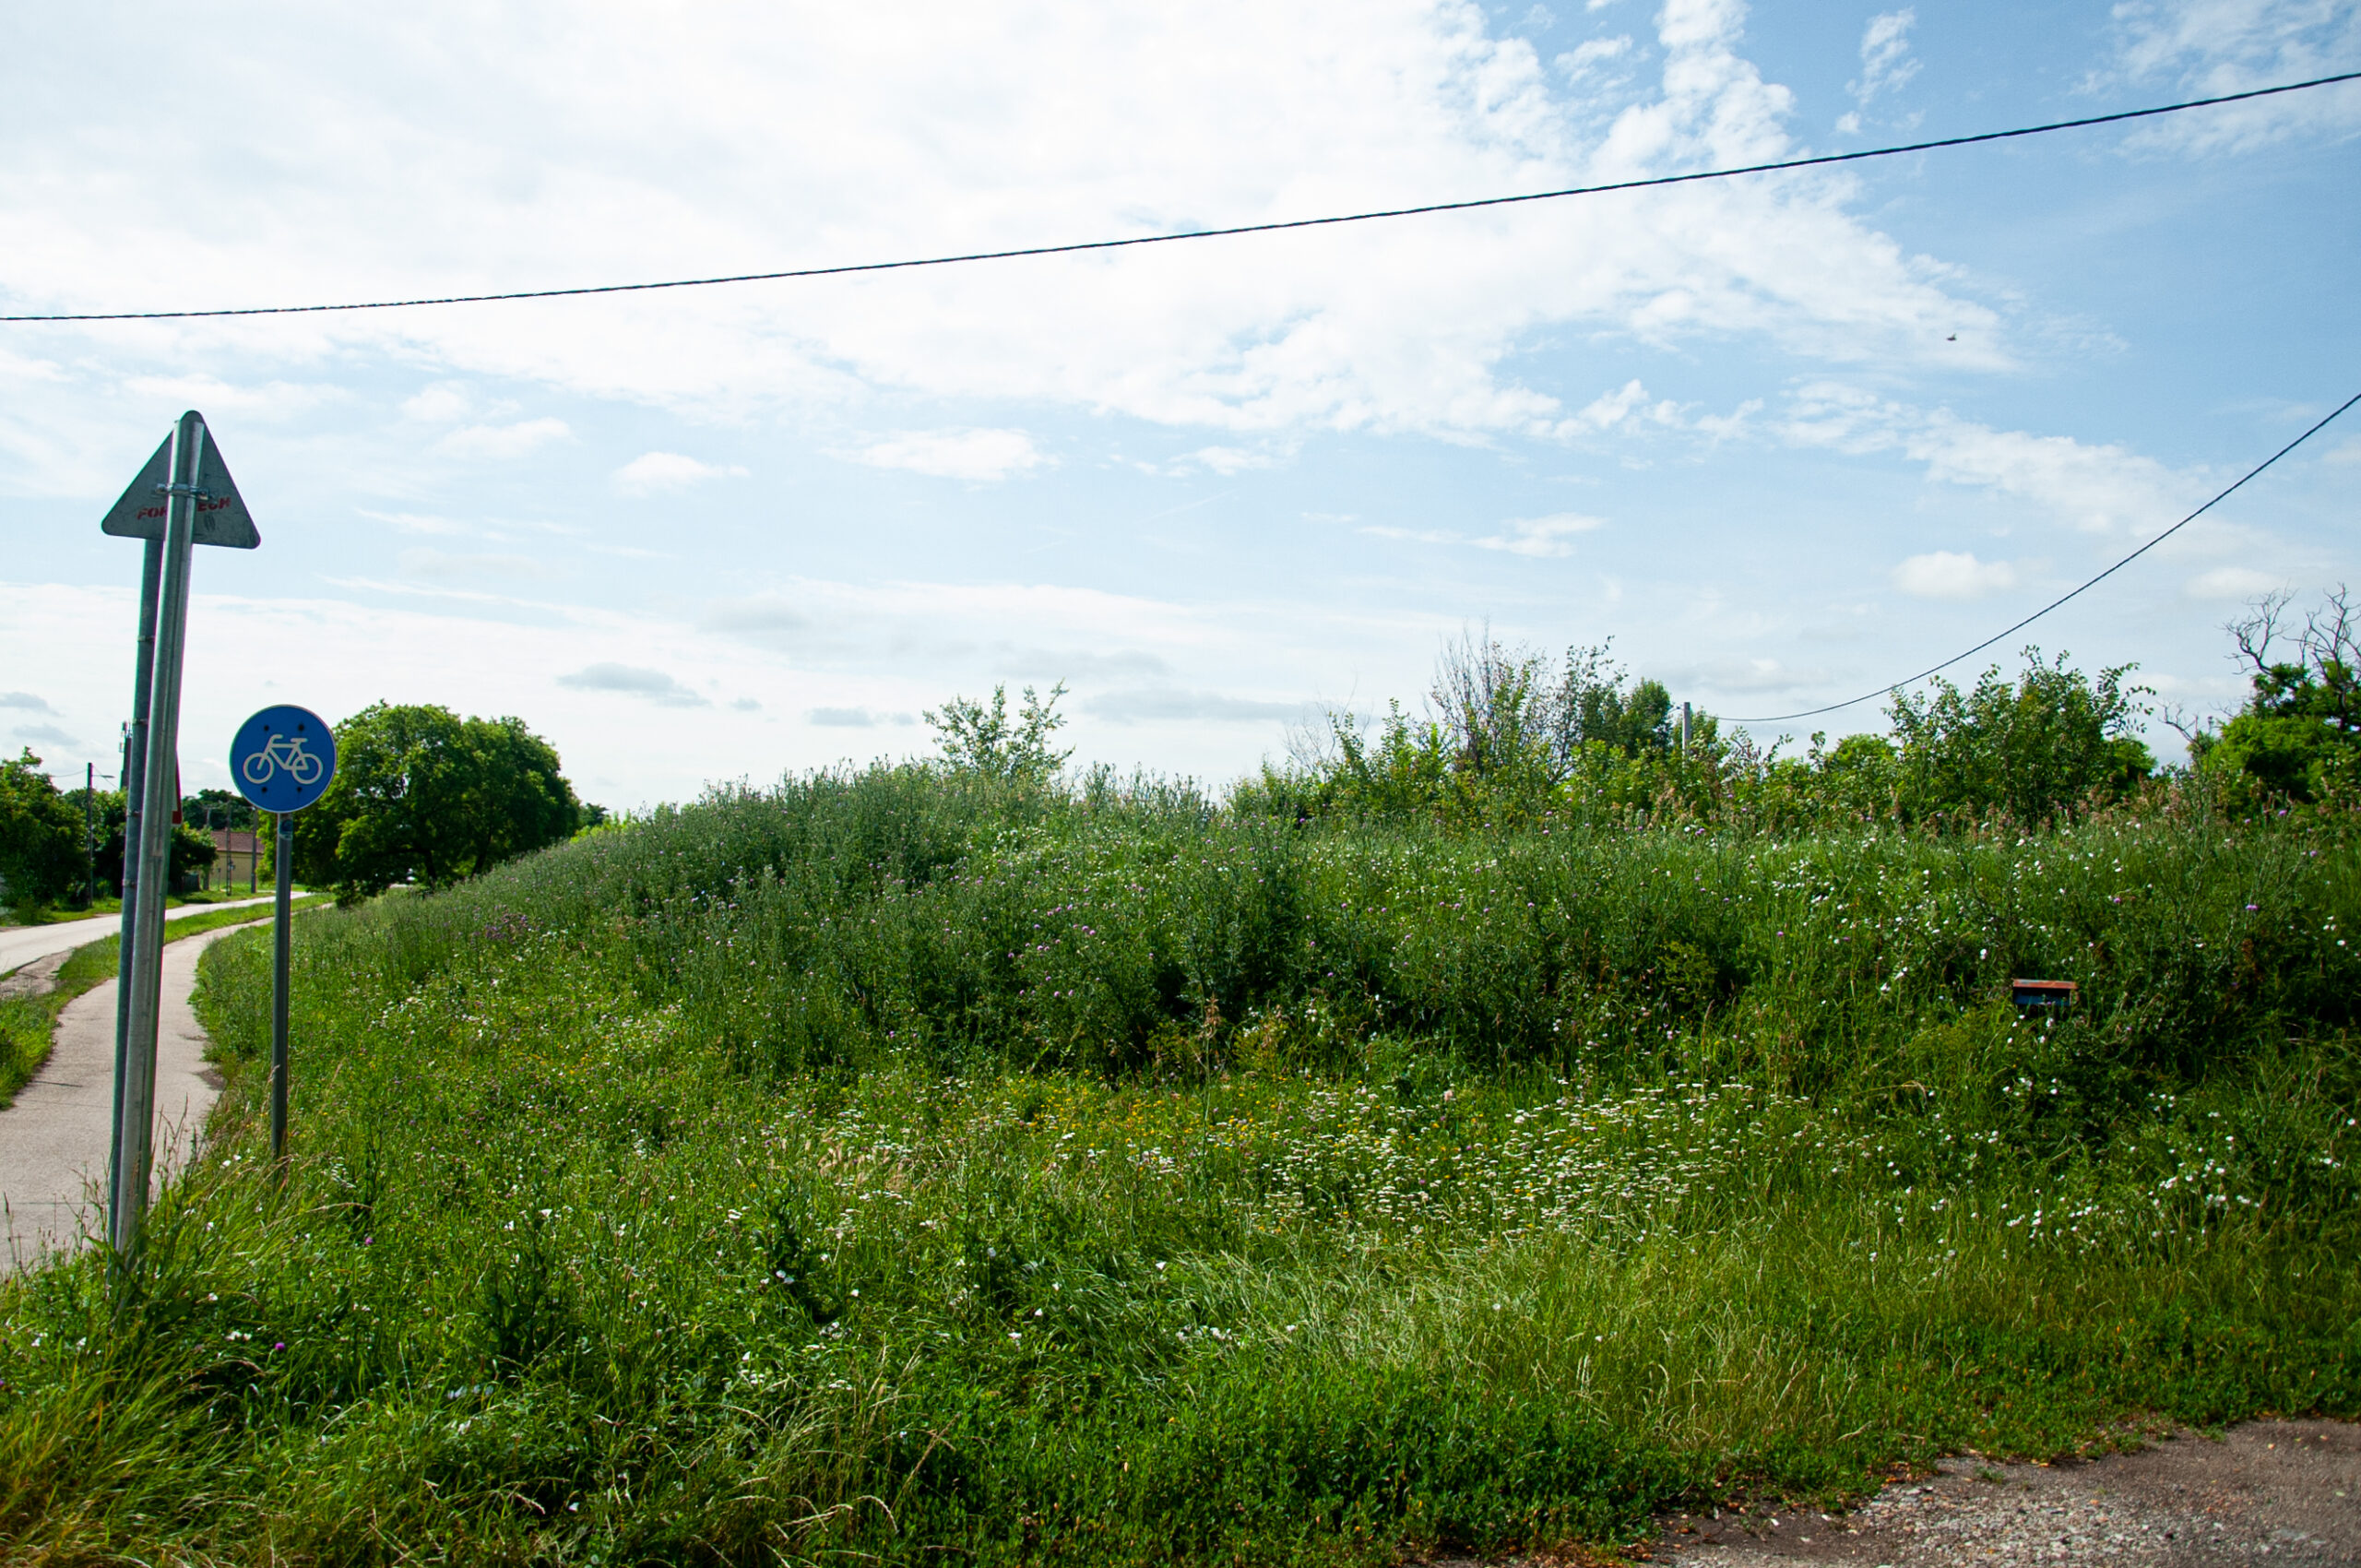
top-left (231, 705), bottom-right (338, 813)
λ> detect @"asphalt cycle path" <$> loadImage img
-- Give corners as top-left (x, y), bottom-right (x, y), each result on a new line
top-left (0, 895), bottom-right (279, 980)
top-left (0, 919), bottom-right (264, 1275)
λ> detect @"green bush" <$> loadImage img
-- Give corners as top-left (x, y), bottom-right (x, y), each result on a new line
top-left (0, 749), bottom-right (83, 907)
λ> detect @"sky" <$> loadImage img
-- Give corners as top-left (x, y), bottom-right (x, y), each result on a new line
top-left (2, 0), bottom-right (2356, 812)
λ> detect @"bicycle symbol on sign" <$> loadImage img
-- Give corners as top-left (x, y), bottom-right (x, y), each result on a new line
top-left (240, 732), bottom-right (325, 789)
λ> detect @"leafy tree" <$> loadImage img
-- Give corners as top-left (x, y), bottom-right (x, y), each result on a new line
top-left (1424, 635), bottom-right (1679, 788)
top-left (1887, 648), bottom-right (2153, 824)
top-left (2193, 588), bottom-right (2359, 803)
top-left (294, 704), bottom-right (584, 897)
top-left (1296, 636), bottom-right (1698, 821)
top-left (0, 750), bottom-right (83, 906)
top-left (925, 683), bottom-right (1073, 786)
top-left (182, 787), bottom-right (259, 833)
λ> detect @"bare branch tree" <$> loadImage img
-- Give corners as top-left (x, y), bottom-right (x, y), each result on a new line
top-left (2300, 584), bottom-right (2355, 732)
top-left (2227, 588), bottom-right (2295, 677)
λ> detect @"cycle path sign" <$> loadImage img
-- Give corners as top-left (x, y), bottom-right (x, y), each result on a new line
top-left (231, 706), bottom-right (336, 814)
top-left (230, 703), bottom-right (334, 1174)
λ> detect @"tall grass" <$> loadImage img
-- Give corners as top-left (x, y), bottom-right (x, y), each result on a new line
top-left (0, 766), bottom-right (2354, 1565)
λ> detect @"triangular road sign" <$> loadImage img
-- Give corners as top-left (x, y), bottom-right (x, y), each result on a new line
top-left (100, 434), bottom-right (172, 540)
top-left (99, 418), bottom-right (261, 549)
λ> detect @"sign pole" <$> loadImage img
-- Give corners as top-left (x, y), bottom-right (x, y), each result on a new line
top-left (230, 707), bottom-right (335, 1180)
top-left (95, 410), bottom-right (260, 1268)
top-left (105, 534), bottom-right (164, 1221)
top-left (271, 811), bottom-right (292, 1170)
top-left (109, 412), bottom-right (204, 1263)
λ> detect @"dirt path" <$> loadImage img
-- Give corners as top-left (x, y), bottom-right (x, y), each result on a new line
top-left (1655, 1421), bottom-right (2357, 1565)
top-left (0, 921), bottom-right (262, 1274)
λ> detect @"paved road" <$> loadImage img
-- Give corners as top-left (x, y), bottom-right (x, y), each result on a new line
top-left (0, 896), bottom-right (279, 980)
top-left (0, 920), bottom-right (260, 1274)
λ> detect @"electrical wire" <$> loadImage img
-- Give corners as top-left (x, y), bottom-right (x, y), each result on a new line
top-left (1724, 389), bottom-right (2361, 727)
top-left (4, 71), bottom-right (2355, 324)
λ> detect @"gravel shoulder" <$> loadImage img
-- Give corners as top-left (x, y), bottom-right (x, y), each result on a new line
top-left (1655, 1420), bottom-right (2358, 1566)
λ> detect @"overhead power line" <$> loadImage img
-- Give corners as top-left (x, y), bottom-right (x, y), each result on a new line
top-left (4, 70), bottom-right (2355, 325)
top-left (1725, 389), bottom-right (2361, 728)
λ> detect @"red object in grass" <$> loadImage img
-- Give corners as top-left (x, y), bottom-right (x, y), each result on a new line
top-left (2011, 979), bottom-right (2078, 1008)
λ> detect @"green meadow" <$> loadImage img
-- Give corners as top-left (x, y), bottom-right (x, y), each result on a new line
top-left (1, 766), bottom-right (2355, 1564)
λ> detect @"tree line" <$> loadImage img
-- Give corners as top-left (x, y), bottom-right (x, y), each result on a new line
top-left (1235, 588), bottom-right (2358, 831)
top-left (1, 703), bottom-right (598, 911)
top-left (6, 588), bottom-right (2351, 912)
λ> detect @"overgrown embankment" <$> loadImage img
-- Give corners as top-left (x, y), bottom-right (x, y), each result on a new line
top-left (0, 769), bottom-right (2355, 1565)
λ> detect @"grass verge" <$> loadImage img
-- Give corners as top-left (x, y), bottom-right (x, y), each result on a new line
top-left (0, 897), bottom-right (326, 1110)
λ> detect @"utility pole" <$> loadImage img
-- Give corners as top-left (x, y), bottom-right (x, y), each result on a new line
top-left (82, 763), bottom-right (96, 907)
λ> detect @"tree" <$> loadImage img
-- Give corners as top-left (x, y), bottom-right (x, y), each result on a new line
top-left (0, 750), bottom-right (83, 907)
top-left (1887, 648), bottom-right (2153, 823)
top-left (182, 787), bottom-right (259, 833)
top-left (293, 704), bottom-right (584, 897)
top-left (925, 683), bottom-right (1073, 786)
top-left (2196, 588), bottom-right (2359, 803)
top-left (1424, 634), bottom-right (1679, 789)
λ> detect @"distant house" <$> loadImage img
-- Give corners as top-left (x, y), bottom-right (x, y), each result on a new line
top-left (210, 829), bottom-right (263, 893)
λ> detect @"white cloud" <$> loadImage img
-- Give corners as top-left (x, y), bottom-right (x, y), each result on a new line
top-left (1892, 550), bottom-right (2019, 600)
top-left (119, 374), bottom-right (342, 422)
top-left (1477, 512), bottom-right (1607, 556)
top-left (2108, 0), bottom-right (2361, 152)
top-left (1851, 10), bottom-right (1921, 106)
top-left (1781, 384), bottom-right (2201, 533)
top-left (0, 691), bottom-right (55, 711)
top-left (398, 548), bottom-right (554, 584)
top-left (0, 0), bottom-right (2003, 443)
top-left (434, 418), bottom-right (573, 461)
top-left (1178, 445), bottom-right (1285, 476)
top-left (846, 429), bottom-right (1047, 481)
top-left (1560, 34), bottom-right (1633, 77)
top-left (2183, 564), bottom-right (2287, 600)
top-left (1364, 510), bottom-right (1605, 556)
top-left (556, 663), bottom-right (709, 707)
top-left (359, 507), bottom-right (472, 536)
top-left (1089, 687), bottom-right (1305, 725)
top-left (807, 706), bottom-right (917, 727)
top-left (1559, 378), bottom-right (1683, 434)
top-left (400, 384), bottom-right (474, 423)
top-left (612, 450), bottom-right (749, 494)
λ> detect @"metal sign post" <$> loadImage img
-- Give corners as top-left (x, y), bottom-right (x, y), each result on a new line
top-left (273, 813), bottom-right (291, 1161)
top-left (100, 411), bottom-right (259, 1266)
top-left (230, 706), bottom-right (337, 1170)
top-left (105, 537), bottom-right (162, 1219)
